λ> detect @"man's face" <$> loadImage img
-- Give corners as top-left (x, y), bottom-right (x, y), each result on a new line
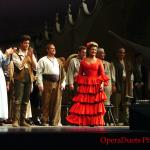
top-left (97, 49), bottom-right (105, 60)
top-left (79, 49), bottom-right (86, 59)
top-left (20, 40), bottom-right (30, 50)
top-left (47, 44), bottom-right (56, 56)
top-left (136, 55), bottom-right (143, 64)
top-left (118, 48), bottom-right (126, 59)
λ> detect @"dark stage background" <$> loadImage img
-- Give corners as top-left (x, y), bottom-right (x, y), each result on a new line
top-left (0, 0), bottom-right (150, 60)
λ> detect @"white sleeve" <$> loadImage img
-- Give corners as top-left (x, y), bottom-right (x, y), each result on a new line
top-left (110, 62), bottom-right (116, 83)
top-left (66, 59), bottom-right (75, 85)
top-left (36, 58), bottom-right (44, 86)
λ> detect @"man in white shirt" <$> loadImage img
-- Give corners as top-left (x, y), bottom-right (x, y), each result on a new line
top-left (36, 42), bottom-right (66, 126)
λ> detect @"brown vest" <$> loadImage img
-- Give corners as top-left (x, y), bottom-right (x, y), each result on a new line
top-left (13, 52), bottom-right (35, 82)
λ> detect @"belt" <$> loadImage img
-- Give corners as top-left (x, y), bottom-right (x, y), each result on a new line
top-left (43, 74), bottom-right (59, 82)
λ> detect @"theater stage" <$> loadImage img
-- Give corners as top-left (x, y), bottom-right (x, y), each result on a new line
top-left (0, 124), bottom-right (149, 148)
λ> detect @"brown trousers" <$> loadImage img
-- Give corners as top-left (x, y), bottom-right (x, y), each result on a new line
top-left (41, 80), bottom-right (62, 125)
top-left (111, 81), bottom-right (130, 123)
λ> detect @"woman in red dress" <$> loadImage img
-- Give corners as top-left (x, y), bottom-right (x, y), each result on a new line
top-left (66, 41), bottom-right (109, 126)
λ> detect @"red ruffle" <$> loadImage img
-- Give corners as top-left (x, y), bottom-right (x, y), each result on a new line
top-left (77, 85), bottom-right (99, 94)
top-left (66, 114), bottom-right (105, 126)
top-left (75, 74), bottom-right (109, 86)
top-left (73, 91), bottom-right (107, 103)
top-left (69, 102), bottom-right (106, 115)
top-left (66, 73), bottom-right (109, 126)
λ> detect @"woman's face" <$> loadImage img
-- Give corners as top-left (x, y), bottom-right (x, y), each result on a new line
top-left (89, 46), bottom-right (97, 57)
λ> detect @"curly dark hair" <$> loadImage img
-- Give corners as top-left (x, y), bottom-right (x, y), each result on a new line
top-left (19, 34), bottom-right (31, 43)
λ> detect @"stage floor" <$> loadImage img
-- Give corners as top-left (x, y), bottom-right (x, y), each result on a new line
top-left (0, 124), bottom-right (150, 148)
top-left (0, 124), bottom-right (150, 150)
top-left (0, 124), bottom-right (130, 133)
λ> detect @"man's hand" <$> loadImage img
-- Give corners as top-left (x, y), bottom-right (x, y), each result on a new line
top-left (112, 84), bottom-right (116, 93)
top-left (69, 84), bottom-right (74, 90)
top-left (38, 84), bottom-right (44, 92)
top-left (27, 47), bottom-right (34, 58)
top-left (5, 47), bottom-right (16, 56)
top-left (61, 84), bottom-right (65, 90)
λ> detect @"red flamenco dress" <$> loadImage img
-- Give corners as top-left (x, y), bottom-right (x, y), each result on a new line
top-left (66, 59), bottom-right (109, 126)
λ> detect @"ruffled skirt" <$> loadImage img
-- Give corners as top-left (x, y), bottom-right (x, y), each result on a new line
top-left (66, 75), bottom-right (108, 126)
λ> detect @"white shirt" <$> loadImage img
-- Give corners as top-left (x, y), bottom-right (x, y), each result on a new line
top-left (12, 49), bottom-right (37, 70)
top-left (36, 56), bottom-right (60, 86)
top-left (120, 60), bottom-right (126, 78)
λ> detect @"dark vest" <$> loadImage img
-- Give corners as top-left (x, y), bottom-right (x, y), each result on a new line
top-left (113, 60), bottom-right (124, 92)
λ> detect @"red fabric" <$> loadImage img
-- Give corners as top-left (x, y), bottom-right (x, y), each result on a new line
top-left (66, 59), bottom-right (109, 126)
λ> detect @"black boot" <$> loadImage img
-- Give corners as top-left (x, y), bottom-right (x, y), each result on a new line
top-left (33, 117), bottom-right (42, 126)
